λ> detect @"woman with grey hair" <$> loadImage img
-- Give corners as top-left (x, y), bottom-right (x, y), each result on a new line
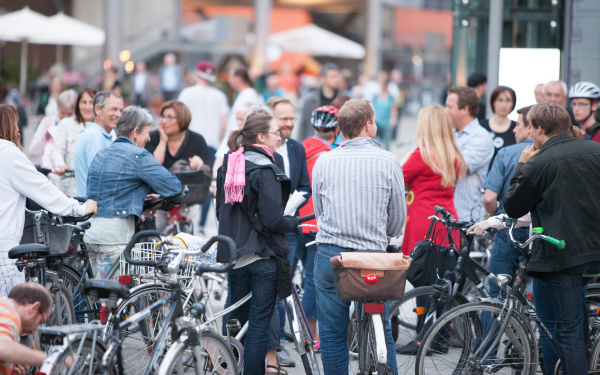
top-left (83, 105), bottom-right (181, 280)
top-left (29, 89), bottom-right (78, 170)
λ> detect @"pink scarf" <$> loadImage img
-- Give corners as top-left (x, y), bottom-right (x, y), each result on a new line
top-left (224, 144), bottom-right (274, 204)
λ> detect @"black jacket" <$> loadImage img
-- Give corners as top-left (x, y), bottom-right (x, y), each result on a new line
top-left (504, 134), bottom-right (600, 274)
top-left (216, 146), bottom-right (298, 262)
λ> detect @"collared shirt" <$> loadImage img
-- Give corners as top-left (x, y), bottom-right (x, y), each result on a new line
top-left (453, 118), bottom-right (494, 221)
top-left (74, 122), bottom-right (113, 197)
top-left (276, 139), bottom-right (290, 178)
top-left (312, 137), bottom-right (406, 251)
top-left (484, 138), bottom-right (533, 215)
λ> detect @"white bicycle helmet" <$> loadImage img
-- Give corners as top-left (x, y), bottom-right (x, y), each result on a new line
top-left (568, 81), bottom-right (600, 100)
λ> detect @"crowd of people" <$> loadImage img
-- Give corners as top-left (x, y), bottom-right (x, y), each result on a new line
top-left (1, 54), bottom-right (600, 375)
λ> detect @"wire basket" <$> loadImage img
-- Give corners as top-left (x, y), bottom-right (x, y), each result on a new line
top-left (119, 234), bottom-right (217, 283)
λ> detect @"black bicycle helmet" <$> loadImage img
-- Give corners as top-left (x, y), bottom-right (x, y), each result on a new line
top-left (311, 105), bottom-right (339, 129)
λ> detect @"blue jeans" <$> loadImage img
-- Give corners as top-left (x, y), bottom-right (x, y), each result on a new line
top-left (299, 233), bottom-right (318, 321)
top-left (198, 146), bottom-right (216, 230)
top-left (315, 244), bottom-right (398, 375)
top-left (488, 228), bottom-right (529, 299)
top-left (228, 258), bottom-right (278, 375)
top-left (537, 264), bottom-right (591, 375)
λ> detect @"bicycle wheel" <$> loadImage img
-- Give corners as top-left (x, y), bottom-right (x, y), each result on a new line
top-left (389, 286), bottom-right (469, 375)
top-left (46, 284), bottom-right (76, 326)
top-left (415, 301), bottom-right (537, 375)
top-left (39, 336), bottom-right (115, 375)
top-left (288, 291), bottom-right (321, 375)
top-left (59, 265), bottom-right (95, 322)
top-left (158, 330), bottom-right (238, 375)
top-left (109, 283), bottom-right (193, 375)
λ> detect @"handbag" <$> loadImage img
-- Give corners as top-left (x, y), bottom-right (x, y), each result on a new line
top-left (330, 251), bottom-right (411, 301)
top-left (275, 255), bottom-right (293, 299)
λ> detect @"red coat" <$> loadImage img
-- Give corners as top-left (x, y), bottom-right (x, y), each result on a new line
top-left (299, 137), bottom-right (332, 233)
top-left (402, 148), bottom-right (459, 255)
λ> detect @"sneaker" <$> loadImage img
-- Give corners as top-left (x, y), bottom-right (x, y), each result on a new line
top-left (276, 348), bottom-right (296, 367)
top-left (312, 334), bottom-right (320, 352)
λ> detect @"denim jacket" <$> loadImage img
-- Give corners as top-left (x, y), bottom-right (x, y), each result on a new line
top-left (87, 137), bottom-right (181, 218)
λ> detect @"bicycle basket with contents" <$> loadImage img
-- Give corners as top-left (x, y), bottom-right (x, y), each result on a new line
top-left (330, 251), bottom-right (411, 301)
top-left (169, 160), bottom-right (211, 206)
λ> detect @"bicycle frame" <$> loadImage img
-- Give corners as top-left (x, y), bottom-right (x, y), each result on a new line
top-left (353, 301), bottom-right (388, 374)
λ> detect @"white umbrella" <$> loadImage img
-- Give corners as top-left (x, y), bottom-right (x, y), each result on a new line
top-left (42, 12), bottom-right (105, 46)
top-left (0, 6), bottom-right (52, 95)
top-left (269, 24), bottom-right (365, 59)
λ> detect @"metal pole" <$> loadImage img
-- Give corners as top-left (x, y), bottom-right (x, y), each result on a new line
top-left (251, 0), bottom-right (272, 75)
top-left (104, 0), bottom-right (122, 76)
top-left (486, 0), bottom-right (503, 117)
top-left (561, 0), bottom-right (572, 85)
top-left (364, 0), bottom-right (382, 78)
top-left (19, 39), bottom-right (28, 96)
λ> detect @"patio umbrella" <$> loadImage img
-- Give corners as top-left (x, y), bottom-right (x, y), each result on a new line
top-left (0, 6), bottom-right (52, 95)
top-left (269, 24), bottom-right (365, 59)
top-left (42, 12), bottom-right (105, 46)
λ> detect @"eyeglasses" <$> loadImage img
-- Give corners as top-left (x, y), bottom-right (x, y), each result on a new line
top-left (276, 116), bottom-right (297, 123)
top-left (265, 131), bottom-right (282, 138)
top-left (160, 115), bottom-right (177, 121)
top-left (39, 306), bottom-right (47, 324)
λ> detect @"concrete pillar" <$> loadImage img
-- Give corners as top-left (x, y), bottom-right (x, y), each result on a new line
top-left (364, 0), bottom-right (382, 78)
top-left (486, 0), bottom-right (503, 117)
top-left (251, 0), bottom-right (272, 75)
top-left (104, 0), bottom-right (122, 74)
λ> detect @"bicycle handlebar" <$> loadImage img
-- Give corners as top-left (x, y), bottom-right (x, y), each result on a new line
top-left (297, 214), bottom-right (315, 223)
top-left (123, 230), bottom-right (163, 267)
top-left (504, 218), bottom-right (566, 250)
top-left (194, 235), bottom-right (236, 274)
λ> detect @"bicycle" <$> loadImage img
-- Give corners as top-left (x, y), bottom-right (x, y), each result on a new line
top-left (37, 230), bottom-right (238, 375)
top-left (414, 217), bottom-right (569, 375)
top-left (198, 213), bottom-right (321, 374)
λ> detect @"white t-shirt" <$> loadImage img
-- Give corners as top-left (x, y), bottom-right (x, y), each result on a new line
top-left (276, 139), bottom-right (290, 178)
top-left (178, 85), bottom-right (229, 149)
top-left (225, 87), bottom-right (263, 133)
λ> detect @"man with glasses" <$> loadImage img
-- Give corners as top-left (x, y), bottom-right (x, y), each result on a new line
top-left (0, 283), bottom-right (52, 375)
top-left (265, 96), bottom-right (311, 368)
top-left (74, 91), bottom-right (124, 197)
top-left (568, 81), bottom-right (600, 142)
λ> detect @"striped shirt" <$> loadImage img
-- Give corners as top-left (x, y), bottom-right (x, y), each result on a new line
top-left (453, 119), bottom-right (494, 222)
top-left (0, 297), bottom-right (21, 375)
top-left (312, 137), bottom-right (406, 251)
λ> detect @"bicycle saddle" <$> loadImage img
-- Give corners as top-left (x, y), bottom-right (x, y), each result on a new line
top-left (8, 244), bottom-right (49, 259)
top-left (83, 279), bottom-right (129, 300)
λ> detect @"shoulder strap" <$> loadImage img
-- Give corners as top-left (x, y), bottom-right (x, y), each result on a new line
top-left (307, 150), bottom-right (328, 163)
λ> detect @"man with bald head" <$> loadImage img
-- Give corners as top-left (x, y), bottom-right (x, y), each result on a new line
top-left (543, 80), bottom-right (577, 125)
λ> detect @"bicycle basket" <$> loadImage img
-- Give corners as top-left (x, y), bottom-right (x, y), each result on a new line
top-left (20, 211), bottom-right (74, 256)
top-left (168, 160), bottom-right (211, 206)
top-left (330, 252), bottom-right (411, 301)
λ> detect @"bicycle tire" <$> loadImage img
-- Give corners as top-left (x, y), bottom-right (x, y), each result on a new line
top-left (108, 283), bottom-right (194, 375)
top-left (290, 291), bottom-right (321, 375)
top-left (47, 284), bottom-right (76, 326)
top-left (158, 330), bottom-right (238, 375)
top-left (59, 265), bottom-right (95, 322)
top-left (39, 335), bottom-right (115, 375)
top-left (415, 301), bottom-right (537, 375)
top-left (388, 286), bottom-right (468, 375)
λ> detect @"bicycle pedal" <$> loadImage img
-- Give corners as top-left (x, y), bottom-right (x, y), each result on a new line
top-left (226, 319), bottom-right (241, 333)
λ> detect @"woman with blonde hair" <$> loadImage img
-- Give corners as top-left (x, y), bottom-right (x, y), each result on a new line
top-left (400, 104), bottom-right (466, 256)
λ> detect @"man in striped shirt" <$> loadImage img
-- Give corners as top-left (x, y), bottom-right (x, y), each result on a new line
top-left (312, 99), bottom-right (406, 374)
top-left (0, 283), bottom-right (52, 375)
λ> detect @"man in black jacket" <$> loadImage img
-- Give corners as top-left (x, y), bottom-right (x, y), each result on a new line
top-left (504, 102), bottom-right (600, 374)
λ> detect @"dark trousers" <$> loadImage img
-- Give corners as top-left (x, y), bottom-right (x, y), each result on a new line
top-left (198, 147), bottom-right (217, 231)
top-left (228, 258), bottom-right (278, 375)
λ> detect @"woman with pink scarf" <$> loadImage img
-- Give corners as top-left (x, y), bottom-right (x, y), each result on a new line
top-left (215, 109), bottom-right (299, 375)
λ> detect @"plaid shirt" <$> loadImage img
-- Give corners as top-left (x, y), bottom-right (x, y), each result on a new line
top-left (453, 119), bottom-right (494, 222)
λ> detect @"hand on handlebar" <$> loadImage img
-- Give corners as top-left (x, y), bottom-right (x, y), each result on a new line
top-left (54, 164), bottom-right (68, 176)
top-left (467, 220), bottom-right (490, 236)
top-left (83, 200), bottom-right (97, 216)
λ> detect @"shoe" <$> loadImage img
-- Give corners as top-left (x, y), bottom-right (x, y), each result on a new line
top-left (276, 349), bottom-right (296, 367)
top-left (312, 333), bottom-right (320, 352)
top-left (266, 364), bottom-right (288, 374)
top-left (431, 341), bottom-right (449, 354)
top-left (395, 340), bottom-right (432, 356)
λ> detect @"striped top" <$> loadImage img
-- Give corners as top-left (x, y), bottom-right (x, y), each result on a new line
top-left (312, 137), bottom-right (407, 251)
top-left (0, 297), bottom-right (21, 375)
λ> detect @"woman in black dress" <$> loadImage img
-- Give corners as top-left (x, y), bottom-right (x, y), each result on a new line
top-left (480, 86), bottom-right (517, 168)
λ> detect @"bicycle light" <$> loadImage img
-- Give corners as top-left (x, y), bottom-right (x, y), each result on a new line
top-left (119, 275), bottom-right (131, 285)
top-left (414, 307), bottom-right (427, 316)
top-left (365, 274), bottom-right (378, 283)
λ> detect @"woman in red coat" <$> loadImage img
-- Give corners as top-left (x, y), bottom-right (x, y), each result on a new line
top-left (401, 104), bottom-right (467, 255)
